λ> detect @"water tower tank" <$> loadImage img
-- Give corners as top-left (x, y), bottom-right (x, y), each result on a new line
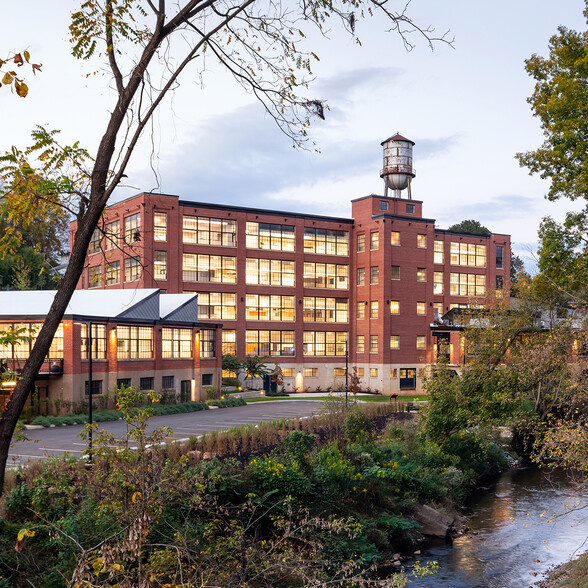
top-left (380, 133), bottom-right (415, 198)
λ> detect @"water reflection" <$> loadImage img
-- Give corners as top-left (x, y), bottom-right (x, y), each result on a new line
top-left (409, 468), bottom-right (588, 587)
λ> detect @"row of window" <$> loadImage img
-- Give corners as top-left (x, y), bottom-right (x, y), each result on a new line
top-left (86, 375), bottom-right (212, 398)
top-left (356, 334), bottom-right (427, 353)
top-left (243, 331), bottom-right (348, 357)
top-left (298, 366), bottom-right (421, 380)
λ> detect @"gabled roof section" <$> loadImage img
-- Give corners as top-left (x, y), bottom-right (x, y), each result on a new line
top-left (160, 294), bottom-right (199, 322)
top-left (381, 133), bottom-right (415, 145)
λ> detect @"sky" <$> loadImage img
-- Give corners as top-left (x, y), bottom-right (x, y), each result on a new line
top-left (2, 1), bottom-right (587, 271)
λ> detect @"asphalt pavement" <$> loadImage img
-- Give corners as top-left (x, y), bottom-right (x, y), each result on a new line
top-left (8, 400), bottom-right (326, 467)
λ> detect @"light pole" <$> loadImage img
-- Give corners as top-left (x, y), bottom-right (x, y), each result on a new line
top-left (86, 321), bottom-right (93, 463)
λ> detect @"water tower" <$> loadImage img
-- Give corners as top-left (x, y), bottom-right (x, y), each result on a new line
top-left (380, 133), bottom-right (415, 199)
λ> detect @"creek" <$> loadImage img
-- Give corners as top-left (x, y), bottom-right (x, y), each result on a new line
top-left (409, 467), bottom-right (588, 587)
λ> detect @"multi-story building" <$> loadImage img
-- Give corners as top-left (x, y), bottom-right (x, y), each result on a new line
top-left (72, 135), bottom-right (510, 394)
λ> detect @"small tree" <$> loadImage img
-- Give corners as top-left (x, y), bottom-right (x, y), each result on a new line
top-left (349, 366), bottom-right (361, 397)
top-left (242, 355), bottom-right (271, 381)
top-left (222, 354), bottom-right (241, 376)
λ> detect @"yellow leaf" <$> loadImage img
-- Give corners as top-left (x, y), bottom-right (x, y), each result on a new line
top-left (2, 72), bottom-right (13, 85)
top-left (23, 51), bottom-right (30, 63)
top-left (132, 491), bottom-right (142, 503)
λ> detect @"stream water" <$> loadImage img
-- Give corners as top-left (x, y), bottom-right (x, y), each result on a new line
top-left (408, 467), bottom-right (588, 587)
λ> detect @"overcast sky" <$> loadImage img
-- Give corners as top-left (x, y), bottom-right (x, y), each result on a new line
top-left (2, 1), bottom-right (587, 270)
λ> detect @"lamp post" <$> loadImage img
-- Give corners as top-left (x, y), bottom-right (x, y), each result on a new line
top-left (86, 321), bottom-right (93, 464)
top-left (345, 337), bottom-right (349, 408)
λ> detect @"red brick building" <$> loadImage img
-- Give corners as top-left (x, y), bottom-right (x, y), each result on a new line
top-left (0, 289), bottom-right (221, 413)
top-left (72, 136), bottom-right (510, 394)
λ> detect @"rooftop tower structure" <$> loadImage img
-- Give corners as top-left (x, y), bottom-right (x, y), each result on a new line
top-left (380, 133), bottom-right (415, 199)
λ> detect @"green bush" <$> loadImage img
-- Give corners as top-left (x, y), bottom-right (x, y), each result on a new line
top-left (31, 416), bottom-right (51, 427)
top-left (343, 410), bottom-right (373, 443)
top-left (222, 377), bottom-right (241, 388)
top-left (3, 483), bottom-right (32, 520)
top-left (247, 455), bottom-right (311, 496)
top-left (208, 397), bottom-right (246, 408)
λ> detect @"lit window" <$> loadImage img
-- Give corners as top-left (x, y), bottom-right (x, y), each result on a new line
top-left (391, 231), bottom-right (400, 246)
top-left (124, 213), bottom-right (141, 244)
top-left (281, 367), bottom-right (295, 377)
top-left (124, 256), bottom-right (141, 282)
top-left (183, 216), bottom-right (237, 247)
top-left (154, 251), bottom-right (167, 280)
top-left (197, 292), bottom-right (236, 320)
top-left (390, 301), bottom-right (399, 315)
top-left (417, 268), bottom-right (426, 282)
top-left (303, 262), bottom-right (348, 289)
top-left (117, 325), bottom-right (153, 359)
top-left (246, 222), bottom-right (294, 251)
top-left (154, 212), bottom-right (167, 241)
top-left (370, 231), bottom-right (379, 250)
top-left (450, 242), bottom-right (487, 267)
top-left (303, 368), bottom-right (318, 377)
top-left (357, 234), bottom-right (365, 252)
top-left (246, 330), bottom-right (295, 356)
top-left (370, 335), bottom-right (378, 353)
top-left (356, 368), bottom-right (364, 377)
top-left (370, 301), bottom-right (379, 319)
top-left (434, 272), bottom-right (444, 295)
top-left (357, 335), bottom-right (365, 353)
top-left (161, 328), bottom-right (193, 358)
top-left (357, 303), bottom-right (365, 320)
top-left (433, 302), bottom-right (444, 317)
top-left (370, 266), bottom-right (379, 285)
top-left (303, 297), bottom-right (347, 323)
top-left (390, 335), bottom-right (399, 350)
top-left (183, 254), bottom-right (236, 283)
top-left (434, 240), bottom-right (444, 264)
top-left (417, 302), bottom-right (426, 316)
top-left (304, 227), bottom-right (349, 256)
top-left (416, 336), bottom-right (426, 350)
top-left (370, 368), bottom-right (378, 377)
top-left (303, 331), bottom-right (347, 356)
top-left (334, 367), bottom-right (347, 377)
top-left (357, 267), bottom-right (365, 286)
top-left (222, 330), bottom-right (236, 355)
top-left (417, 234), bottom-right (426, 248)
top-left (450, 273), bottom-right (486, 297)
top-left (390, 368), bottom-right (398, 378)
top-left (248, 294), bottom-right (295, 321)
top-left (391, 265), bottom-right (400, 280)
top-left (104, 220), bottom-right (120, 251)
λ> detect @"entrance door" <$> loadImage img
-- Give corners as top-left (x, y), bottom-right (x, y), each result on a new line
top-left (399, 368), bottom-right (416, 390)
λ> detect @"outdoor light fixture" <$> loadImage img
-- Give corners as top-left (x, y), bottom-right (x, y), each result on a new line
top-left (1, 381), bottom-right (17, 387)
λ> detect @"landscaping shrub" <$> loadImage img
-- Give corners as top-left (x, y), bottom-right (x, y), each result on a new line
top-left (207, 397), bottom-right (246, 408)
top-left (31, 416), bottom-right (51, 427)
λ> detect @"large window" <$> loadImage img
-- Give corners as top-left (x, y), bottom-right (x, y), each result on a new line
top-left (357, 335), bottom-right (365, 353)
top-left (370, 266), bottom-right (379, 285)
top-left (117, 325), bottom-right (153, 359)
top-left (105, 261), bottom-right (120, 286)
top-left (162, 327), bottom-right (192, 358)
top-left (390, 300), bottom-right (399, 314)
top-left (246, 222), bottom-right (294, 251)
top-left (183, 254), bottom-right (236, 283)
top-left (391, 231), bottom-right (400, 246)
top-left (197, 292), bottom-right (236, 320)
top-left (154, 212), bottom-right (167, 241)
top-left (434, 240), bottom-right (444, 264)
top-left (417, 268), bottom-right (426, 282)
top-left (496, 245), bottom-right (504, 269)
top-left (124, 213), bottom-right (141, 244)
top-left (154, 251), bottom-right (167, 280)
top-left (303, 331), bottom-right (347, 356)
top-left (0, 323), bottom-right (63, 360)
top-left (416, 302), bottom-right (426, 316)
top-left (433, 271), bottom-right (444, 295)
top-left (246, 294), bottom-right (295, 321)
top-left (303, 297), bottom-right (348, 323)
top-left (370, 335), bottom-right (378, 353)
top-left (450, 273), bottom-right (486, 297)
top-left (222, 330), bottom-right (236, 355)
top-left (417, 234), bottom-right (427, 248)
top-left (246, 330), bottom-right (294, 356)
top-left (104, 220), bottom-right (120, 251)
top-left (183, 216), bottom-right (237, 247)
top-left (390, 335), bottom-right (399, 349)
top-left (303, 228), bottom-right (349, 255)
top-left (124, 256), bottom-right (141, 282)
top-left (89, 228), bottom-right (101, 254)
top-left (391, 265), bottom-right (400, 280)
top-left (370, 301), bottom-right (379, 319)
top-left (200, 329), bottom-right (216, 358)
top-left (416, 335), bottom-right (426, 350)
top-left (370, 231), bottom-right (379, 251)
top-left (246, 258), bottom-right (295, 286)
top-left (357, 267), bottom-right (365, 286)
top-left (303, 263), bottom-right (348, 289)
top-left (81, 323), bottom-right (107, 360)
top-left (450, 242), bottom-right (486, 267)
top-left (88, 265), bottom-right (102, 288)
top-left (357, 234), bottom-right (365, 252)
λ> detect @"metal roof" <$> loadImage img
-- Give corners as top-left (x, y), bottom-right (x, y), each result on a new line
top-left (0, 289), bottom-right (202, 325)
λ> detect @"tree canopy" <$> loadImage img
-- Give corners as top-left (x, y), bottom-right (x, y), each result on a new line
top-left (447, 219), bottom-right (491, 235)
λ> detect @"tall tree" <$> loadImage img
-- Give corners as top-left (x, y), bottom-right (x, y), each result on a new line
top-left (516, 5), bottom-right (588, 295)
top-left (447, 219), bottom-right (491, 235)
top-left (0, 1), bottom-right (451, 493)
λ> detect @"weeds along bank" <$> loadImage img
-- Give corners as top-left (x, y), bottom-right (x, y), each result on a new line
top-left (0, 394), bottom-right (509, 587)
